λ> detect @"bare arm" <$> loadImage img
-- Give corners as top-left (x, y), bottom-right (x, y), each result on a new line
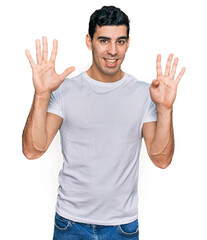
top-left (142, 54), bottom-right (185, 169)
top-left (22, 36), bottom-right (75, 159)
top-left (22, 93), bottom-right (63, 159)
top-left (142, 109), bottom-right (174, 169)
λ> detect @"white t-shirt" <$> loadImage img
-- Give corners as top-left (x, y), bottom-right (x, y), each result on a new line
top-left (47, 71), bottom-right (157, 225)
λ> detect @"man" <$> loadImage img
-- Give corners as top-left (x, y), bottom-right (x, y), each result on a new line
top-left (22, 6), bottom-right (185, 240)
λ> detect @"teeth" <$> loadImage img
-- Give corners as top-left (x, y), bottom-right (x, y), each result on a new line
top-left (105, 59), bottom-right (117, 63)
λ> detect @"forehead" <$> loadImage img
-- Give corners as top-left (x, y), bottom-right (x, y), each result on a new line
top-left (94, 25), bottom-right (127, 38)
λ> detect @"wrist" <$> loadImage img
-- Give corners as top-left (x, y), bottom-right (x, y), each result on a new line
top-left (156, 104), bottom-right (173, 114)
top-left (35, 91), bottom-right (51, 99)
top-left (34, 91), bottom-right (51, 105)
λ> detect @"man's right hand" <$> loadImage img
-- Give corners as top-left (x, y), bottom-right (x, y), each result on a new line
top-left (25, 36), bottom-right (75, 96)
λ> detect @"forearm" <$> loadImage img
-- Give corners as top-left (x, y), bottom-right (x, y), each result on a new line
top-left (150, 106), bottom-right (174, 168)
top-left (22, 92), bottom-right (51, 158)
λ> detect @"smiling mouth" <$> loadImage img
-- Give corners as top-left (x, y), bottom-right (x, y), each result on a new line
top-left (104, 58), bottom-right (119, 63)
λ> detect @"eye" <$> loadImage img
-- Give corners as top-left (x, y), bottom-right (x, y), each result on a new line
top-left (117, 40), bottom-right (126, 45)
top-left (100, 39), bottom-right (108, 44)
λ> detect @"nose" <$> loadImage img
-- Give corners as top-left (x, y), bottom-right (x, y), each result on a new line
top-left (107, 42), bottom-right (118, 56)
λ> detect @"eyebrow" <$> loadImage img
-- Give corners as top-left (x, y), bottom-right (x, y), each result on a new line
top-left (97, 36), bottom-right (128, 40)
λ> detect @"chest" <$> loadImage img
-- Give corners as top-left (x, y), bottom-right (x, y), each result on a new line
top-left (61, 89), bottom-right (147, 140)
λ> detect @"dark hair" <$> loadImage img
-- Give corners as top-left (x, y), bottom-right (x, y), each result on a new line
top-left (89, 6), bottom-right (130, 40)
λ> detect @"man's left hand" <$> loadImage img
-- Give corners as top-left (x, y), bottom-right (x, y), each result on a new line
top-left (150, 54), bottom-right (186, 111)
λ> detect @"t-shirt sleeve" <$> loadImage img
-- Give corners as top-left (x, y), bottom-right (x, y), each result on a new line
top-left (143, 97), bottom-right (157, 123)
top-left (47, 86), bottom-right (64, 118)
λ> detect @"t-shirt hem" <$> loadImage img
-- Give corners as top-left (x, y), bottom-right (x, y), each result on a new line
top-left (47, 108), bottom-right (63, 118)
top-left (56, 209), bottom-right (138, 226)
top-left (143, 117), bottom-right (157, 123)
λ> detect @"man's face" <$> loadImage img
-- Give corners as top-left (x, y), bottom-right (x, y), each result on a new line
top-left (86, 25), bottom-right (130, 77)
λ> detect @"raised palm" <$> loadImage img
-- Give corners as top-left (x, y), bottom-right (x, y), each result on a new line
top-left (25, 36), bottom-right (75, 95)
top-left (150, 54), bottom-right (186, 110)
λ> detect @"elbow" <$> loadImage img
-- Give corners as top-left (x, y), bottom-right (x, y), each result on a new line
top-left (151, 155), bottom-right (173, 169)
top-left (22, 150), bottom-right (40, 160)
top-left (22, 140), bottom-right (46, 160)
top-left (156, 161), bottom-right (171, 169)
top-left (22, 150), bottom-right (34, 160)
top-left (150, 146), bottom-right (174, 169)
top-left (22, 145), bottom-right (44, 160)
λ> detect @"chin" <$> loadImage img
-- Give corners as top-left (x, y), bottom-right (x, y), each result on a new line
top-left (101, 67), bottom-right (120, 76)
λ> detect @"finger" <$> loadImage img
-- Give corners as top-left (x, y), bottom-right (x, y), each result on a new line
top-left (170, 57), bottom-right (179, 80)
top-left (174, 67), bottom-right (186, 85)
top-left (36, 39), bottom-right (42, 64)
top-left (50, 39), bottom-right (58, 63)
top-left (165, 53), bottom-right (174, 76)
top-left (156, 54), bottom-right (162, 77)
top-left (25, 49), bottom-right (36, 69)
top-left (59, 66), bottom-right (76, 81)
top-left (42, 36), bottom-right (48, 61)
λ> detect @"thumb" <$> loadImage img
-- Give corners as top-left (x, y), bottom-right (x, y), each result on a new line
top-left (59, 66), bottom-right (76, 81)
top-left (151, 79), bottom-right (160, 87)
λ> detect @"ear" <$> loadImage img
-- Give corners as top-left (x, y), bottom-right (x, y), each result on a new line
top-left (86, 34), bottom-right (92, 51)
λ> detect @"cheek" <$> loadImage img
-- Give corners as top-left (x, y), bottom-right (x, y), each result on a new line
top-left (93, 45), bottom-right (107, 56)
top-left (119, 46), bottom-right (128, 55)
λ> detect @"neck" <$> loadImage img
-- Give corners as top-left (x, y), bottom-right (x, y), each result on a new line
top-left (86, 66), bottom-right (124, 83)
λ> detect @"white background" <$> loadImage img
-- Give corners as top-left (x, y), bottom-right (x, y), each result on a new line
top-left (0, 0), bottom-right (207, 239)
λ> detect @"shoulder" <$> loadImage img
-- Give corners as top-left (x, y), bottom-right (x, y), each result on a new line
top-left (62, 72), bottom-right (84, 86)
top-left (59, 72), bottom-right (85, 93)
top-left (125, 72), bottom-right (151, 92)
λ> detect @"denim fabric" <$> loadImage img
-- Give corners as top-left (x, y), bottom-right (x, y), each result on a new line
top-left (53, 212), bottom-right (139, 240)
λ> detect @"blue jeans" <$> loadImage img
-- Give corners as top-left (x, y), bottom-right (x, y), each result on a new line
top-left (53, 212), bottom-right (139, 240)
